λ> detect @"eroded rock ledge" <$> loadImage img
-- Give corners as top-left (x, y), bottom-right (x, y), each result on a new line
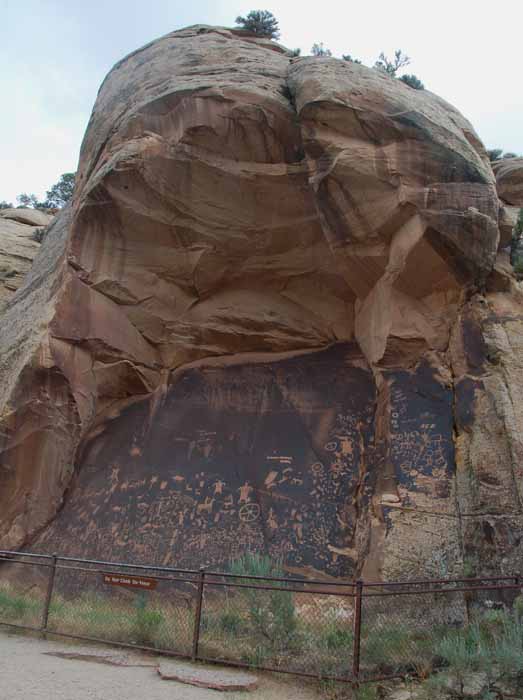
top-left (1, 25), bottom-right (519, 582)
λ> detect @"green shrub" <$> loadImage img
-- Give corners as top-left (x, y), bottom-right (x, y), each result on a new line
top-left (400, 74), bottom-right (424, 90)
top-left (374, 49), bottom-right (410, 77)
top-left (342, 54), bottom-right (362, 64)
top-left (229, 553), bottom-right (296, 647)
top-left (311, 43), bottom-right (332, 57)
top-left (0, 589), bottom-right (33, 619)
top-left (241, 643), bottom-right (271, 667)
top-left (218, 609), bottom-right (242, 634)
top-left (131, 592), bottom-right (164, 645)
top-left (322, 624), bottom-right (353, 650)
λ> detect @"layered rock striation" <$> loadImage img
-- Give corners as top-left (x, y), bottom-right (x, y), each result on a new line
top-left (0, 26), bottom-right (519, 581)
top-left (0, 209), bottom-right (52, 310)
top-left (493, 157), bottom-right (523, 206)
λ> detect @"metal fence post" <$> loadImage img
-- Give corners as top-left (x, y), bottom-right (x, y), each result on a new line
top-left (515, 574), bottom-right (520, 588)
top-left (41, 553), bottom-right (58, 634)
top-left (191, 567), bottom-right (206, 661)
top-left (352, 579), bottom-right (363, 685)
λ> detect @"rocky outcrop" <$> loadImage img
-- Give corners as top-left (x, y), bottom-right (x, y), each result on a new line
top-left (0, 209), bottom-right (53, 309)
top-left (493, 157), bottom-right (523, 206)
top-left (0, 208), bottom-right (52, 228)
top-left (0, 26), bottom-right (517, 582)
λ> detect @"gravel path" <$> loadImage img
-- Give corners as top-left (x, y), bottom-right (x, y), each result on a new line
top-left (0, 630), bottom-right (321, 700)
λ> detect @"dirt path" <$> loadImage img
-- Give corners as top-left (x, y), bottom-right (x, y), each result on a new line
top-left (0, 630), bottom-right (323, 700)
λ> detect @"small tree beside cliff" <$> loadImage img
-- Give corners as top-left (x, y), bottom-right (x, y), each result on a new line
top-left (235, 10), bottom-right (280, 39)
top-left (43, 172), bottom-right (75, 209)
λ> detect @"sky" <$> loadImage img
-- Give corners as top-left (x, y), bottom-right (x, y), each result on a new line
top-left (1, 0), bottom-right (522, 204)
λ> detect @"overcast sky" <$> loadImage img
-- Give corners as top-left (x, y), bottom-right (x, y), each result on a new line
top-left (1, 0), bottom-right (522, 204)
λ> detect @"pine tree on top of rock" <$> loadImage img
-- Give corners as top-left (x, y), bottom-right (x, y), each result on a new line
top-left (235, 10), bottom-right (280, 39)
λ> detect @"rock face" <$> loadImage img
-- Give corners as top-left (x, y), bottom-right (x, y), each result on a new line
top-left (0, 209), bottom-right (52, 309)
top-left (1, 26), bottom-right (519, 582)
top-left (493, 157), bottom-right (523, 205)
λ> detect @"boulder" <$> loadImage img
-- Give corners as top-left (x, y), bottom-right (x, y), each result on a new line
top-left (157, 660), bottom-right (258, 691)
top-left (0, 216), bottom-right (43, 310)
top-left (0, 26), bottom-right (519, 584)
top-left (493, 156), bottom-right (523, 206)
top-left (0, 208), bottom-right (53, 227)
top-left (499, 205), bottom-right (520, 248)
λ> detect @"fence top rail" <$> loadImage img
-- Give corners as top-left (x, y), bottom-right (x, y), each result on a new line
top-left (0, 550), bottom-right (520, 590)
top-left (363, 574), bottom-right (518, 588)
top-left (0, 550), bottom-right (53, 560)
top-left (363, 582), bottom-right (523, 597)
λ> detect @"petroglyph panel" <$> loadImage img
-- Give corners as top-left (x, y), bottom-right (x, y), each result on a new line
top-left (388, 361), bottom-right (455, 503)
top-left (35, 345), bottom-right (376, 578)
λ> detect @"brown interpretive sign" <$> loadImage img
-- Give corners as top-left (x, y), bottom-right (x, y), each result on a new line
top-left (102, 572), bottom-right (158, 591)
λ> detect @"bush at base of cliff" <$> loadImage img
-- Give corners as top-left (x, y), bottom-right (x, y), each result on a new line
top-left (229, 553), bottom-right (296, 648)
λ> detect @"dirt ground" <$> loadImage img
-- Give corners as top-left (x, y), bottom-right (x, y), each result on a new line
top-left (0, 629), bottom-right (325, 700)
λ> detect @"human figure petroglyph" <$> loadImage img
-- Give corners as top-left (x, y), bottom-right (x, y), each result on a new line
top-left (213, 479), bottom-right (226, 495)
top-left (238, 482), bottom-right (253, 503)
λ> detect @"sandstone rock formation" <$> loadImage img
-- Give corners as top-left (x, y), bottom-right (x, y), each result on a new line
top-left (0, 209), bottom-right (52, 309)
top-left (493, 157), bottom-right (523, 206)
top-left (0, 26), bottom-right (519, 582)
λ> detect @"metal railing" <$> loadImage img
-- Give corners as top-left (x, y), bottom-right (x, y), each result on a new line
top-left (0, 549), bottom-right (521, 685)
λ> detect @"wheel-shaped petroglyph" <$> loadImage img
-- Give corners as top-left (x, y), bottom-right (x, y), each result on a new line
top-left (239, 503), bottom-right (261, 522)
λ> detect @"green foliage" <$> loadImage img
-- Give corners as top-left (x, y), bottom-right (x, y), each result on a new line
top-left (11, 173), bottom-right (75, 212)
top-left (32, 227), bottom-right (47, 243)
top-left (229, 552), bottom-right (296, 647)
top-left (511, 208), bottom-right (523, 268)
top-left (0, 589), bottom-right (33, 619)
top-left (399, 74), bottom-right (424, 90)
top-left (487, 148), bottom-right (520, 162)
top-left (17, 193), bottom-right (41, 209)
top-left (131, 592), bottom-right (164, 645)
top-left (342, 54), bottom-right (362, 64)
top-left (0, 201), bottom-right (13, 209)
top-left (516, 208), bottom-right (523, 238)
top-left (311, 43), bottom-right (332, 57)
top-left (375, 49), bottom-right (410, 76)
top-left (487, 148), bottom-right (503, 162)
top-left (514, 594), bottom-right (523, 621)
top-left (218, 608), bottom-right (242, 634)
top-left (43, 172), bottom-right (75, 209)
top-left (235, 10), bottom-right (280, 39)
top-left (241, 643), bottom-right (270, 667)
top-left (289, 48), bottom-right (301, 57)
top-left (430, 608), bottom-right (523, 695)
top-left (462, 557), bottom-right (477, 578)
top-left (322, 624), bottom-right (353, 650)
top-left (437, 624), bottom-right (484, 674)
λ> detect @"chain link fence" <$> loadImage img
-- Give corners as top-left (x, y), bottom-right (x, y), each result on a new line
top-left (0, 550), bottom-right (521, 685)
